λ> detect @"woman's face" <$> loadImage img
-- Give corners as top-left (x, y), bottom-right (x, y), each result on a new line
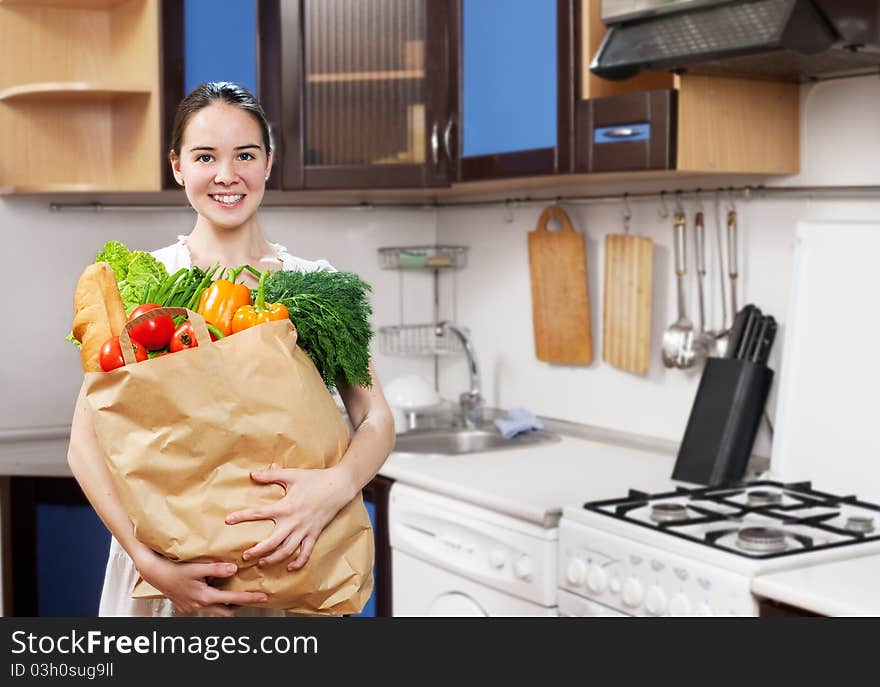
top-left (170, 102), bottom-right (273, 231)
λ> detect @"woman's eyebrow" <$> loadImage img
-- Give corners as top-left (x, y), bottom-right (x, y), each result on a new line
top-left (187, 144), bottom-right (261, 152)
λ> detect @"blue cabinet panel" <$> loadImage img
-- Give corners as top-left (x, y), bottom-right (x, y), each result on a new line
top-left (351, 499), bottom-right (377, 618)
top-left (462, 0), bottom-right (557, 157)
top-left (185, 0), bottom-right (257, 95)
top-left (36, 504), bottom-right (111, 617)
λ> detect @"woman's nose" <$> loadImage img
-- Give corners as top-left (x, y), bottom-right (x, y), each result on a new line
top-left (213, 160), bottom-right (238, 184)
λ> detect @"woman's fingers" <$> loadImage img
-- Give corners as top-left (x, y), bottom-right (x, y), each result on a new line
top-left (287, 536), bottom-right (316, 571)
top-left (242, 525), bottom-right (292, 562)
top-left (191, 561), bottom-right (239, 579)
top-left (250, 468), bottom-right (292, 486)
top-left (225, 506), bottom-right (276, 525)
top-left (256, 531), bottom-right (304, 567)
top-left (203, 587), bottom-right (269, 607)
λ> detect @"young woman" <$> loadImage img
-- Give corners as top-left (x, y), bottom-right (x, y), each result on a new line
top-left (67, 82), bottom-right (395, 617)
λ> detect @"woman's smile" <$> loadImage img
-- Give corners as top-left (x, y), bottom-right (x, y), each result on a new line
top-left (210, 193), bottom-right (246, 207)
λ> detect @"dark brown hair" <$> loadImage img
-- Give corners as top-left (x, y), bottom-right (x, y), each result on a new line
top-left (170, 81), bottom-right (272, 155)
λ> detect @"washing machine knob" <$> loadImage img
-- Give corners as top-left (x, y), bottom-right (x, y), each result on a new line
top-left (622, 578), bottom-right (644, 608)
top-left (488, 548), bottom-right (507, 570)
top-left (514, 555), bottom-right (534, 581)
top-left (644, 586), bottom-right (667, 616)
top-left (566, 558), bottom-right (586, 586)
top-left (586, 565), bottom-right (608, 593)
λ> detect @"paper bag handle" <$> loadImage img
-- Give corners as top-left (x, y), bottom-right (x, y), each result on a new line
top-left (535, 205), bottom-right (577, 234)
top-left (120, 307), bottom-right (211, 365)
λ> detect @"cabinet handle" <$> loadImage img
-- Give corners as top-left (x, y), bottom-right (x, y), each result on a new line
top-left (605, 128), bottom-right (638, 138)
top-left (443, 116), bottom-right (456, 162)
top-left (430, 123), bottom-right (440, 167)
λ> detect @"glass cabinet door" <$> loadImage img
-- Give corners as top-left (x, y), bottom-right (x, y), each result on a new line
top-left (300, 0), bottom-right (452, 189)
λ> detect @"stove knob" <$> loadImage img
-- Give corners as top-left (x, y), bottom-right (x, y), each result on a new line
top-left (622, 579), bottom-right (644, 609)
top-left (514, 555), bottom-right (534, 582)
top-left (645, 586), bottom-right (667, 616)
top-left (566, 558), bottom-right (586, 587)
top-left (488, 548), bottom-right (507, 570)
top-left (586, 564), bottom-right (608, 593)
top-left (669, 594), bottom-right (692, 616)
top-left (697, 603), bottom-right (713, 617)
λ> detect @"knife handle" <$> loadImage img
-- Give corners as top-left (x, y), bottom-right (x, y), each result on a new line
top-left (726, 304), bottom-right (754, 359)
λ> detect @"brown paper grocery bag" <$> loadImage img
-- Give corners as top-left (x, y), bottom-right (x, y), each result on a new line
top-left (83, 308), bottom-right (373, 615)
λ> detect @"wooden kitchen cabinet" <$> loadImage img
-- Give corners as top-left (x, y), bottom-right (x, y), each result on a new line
top-left (257, 0), bottom-right (455, 190)
top-left (0, 0), bottom-right (163, 194)
top-left (574, 0), bottom-right (799, 176)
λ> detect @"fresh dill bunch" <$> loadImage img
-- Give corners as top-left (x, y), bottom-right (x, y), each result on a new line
top-left (261, 270), bottom-right (374, 390)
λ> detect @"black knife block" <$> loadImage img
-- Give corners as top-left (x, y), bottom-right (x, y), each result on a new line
top-left (672, 358), bottom-right (774, 486)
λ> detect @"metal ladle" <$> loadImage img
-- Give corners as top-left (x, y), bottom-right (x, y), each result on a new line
top-left (694, 210), bottom-right (723, 358)
top-left (661, 212), bottom-right (697, 369)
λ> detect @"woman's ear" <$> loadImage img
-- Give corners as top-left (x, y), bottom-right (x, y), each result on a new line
top-left (264, 150), bottom-right (274, 181)
top-left (169, 150), bottom-right (184, 186)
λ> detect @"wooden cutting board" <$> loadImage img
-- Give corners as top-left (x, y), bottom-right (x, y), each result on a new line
top-left (602, 233), bottom-right (653, 374)
top-left (527, 206), bottom-right (593, 365)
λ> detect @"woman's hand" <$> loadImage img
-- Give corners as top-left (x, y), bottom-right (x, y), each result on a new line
top-left (136, 551), bottom-right (268, 617)
top-left (225, 465), bottom-right (356, 571)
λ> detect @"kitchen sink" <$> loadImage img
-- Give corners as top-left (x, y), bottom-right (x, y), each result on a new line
top-left (392, 426), bottom-right (561, 455)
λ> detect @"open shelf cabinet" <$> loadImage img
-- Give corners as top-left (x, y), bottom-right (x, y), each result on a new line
top-left (0, 0), bottom-right (161, 193)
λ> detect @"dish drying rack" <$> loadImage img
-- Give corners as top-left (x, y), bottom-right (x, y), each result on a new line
top-left (377, 245), bottom-right (469, 359)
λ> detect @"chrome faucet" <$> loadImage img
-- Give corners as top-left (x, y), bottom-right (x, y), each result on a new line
top-left (438, 322), bottom-right (484, 428)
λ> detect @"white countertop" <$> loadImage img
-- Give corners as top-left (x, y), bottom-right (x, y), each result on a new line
top-left (751, 554), bottom-right (880, 616)
top-left (379, 434), bottom-right (677, 527)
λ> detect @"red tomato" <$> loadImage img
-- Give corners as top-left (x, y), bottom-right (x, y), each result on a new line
top-left (169, 321), bottom-right (199, 352)
top-left (99, 336), bottom-right (147, 372)
top-left (128, 304), bottom-right (175, 350)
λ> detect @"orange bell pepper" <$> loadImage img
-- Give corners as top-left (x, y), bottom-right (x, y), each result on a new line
top-left (231, 269), bottom-right (289, 333)
top-left (197, 266), bottom-right (253, 336)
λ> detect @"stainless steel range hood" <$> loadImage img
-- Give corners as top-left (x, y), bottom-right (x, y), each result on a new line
top-left (591, 0), bottom-right (880, 82)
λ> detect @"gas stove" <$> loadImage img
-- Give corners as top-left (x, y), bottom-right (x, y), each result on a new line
top-left (558, 481), bottom-right (880, 616)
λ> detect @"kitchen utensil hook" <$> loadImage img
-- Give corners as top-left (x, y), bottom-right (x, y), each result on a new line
top-left (675, 191), bottom-right (685, 215)
top-left (658, 191), bottom-right (670, 219)
top-left (622, 193), bottom-right (632, 233)
top-left (727, 188), bottom-right (737, 214)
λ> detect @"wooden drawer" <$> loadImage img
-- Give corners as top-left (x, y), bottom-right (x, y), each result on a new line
top-left (576, 89), bottom-right (677, 173)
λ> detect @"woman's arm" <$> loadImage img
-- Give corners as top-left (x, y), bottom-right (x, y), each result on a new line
top-left (68, 380), bottom-right (268, 616)
top-left (226, 362), bottom-right (395, 570)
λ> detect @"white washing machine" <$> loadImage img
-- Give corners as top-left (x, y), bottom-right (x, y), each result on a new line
top-left (389, 483), bottom-right (558, 617)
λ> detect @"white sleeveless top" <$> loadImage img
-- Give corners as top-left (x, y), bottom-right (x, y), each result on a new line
top-left (151, 234), bottom-right (336, 274)
top-left (98, 236), bottom-right (335, 617)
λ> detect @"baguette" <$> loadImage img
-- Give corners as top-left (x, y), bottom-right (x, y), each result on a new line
top-left (72, 262), bottom-right (127, 372)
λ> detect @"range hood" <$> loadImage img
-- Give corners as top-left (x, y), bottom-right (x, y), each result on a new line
top-left (591, 0), bottom-right (880, 82)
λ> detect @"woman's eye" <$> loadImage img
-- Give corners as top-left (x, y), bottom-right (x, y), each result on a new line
top-left (197, 154), bottom-right (213, 163)
top-left (237, 152), bottom-right (255, 161)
